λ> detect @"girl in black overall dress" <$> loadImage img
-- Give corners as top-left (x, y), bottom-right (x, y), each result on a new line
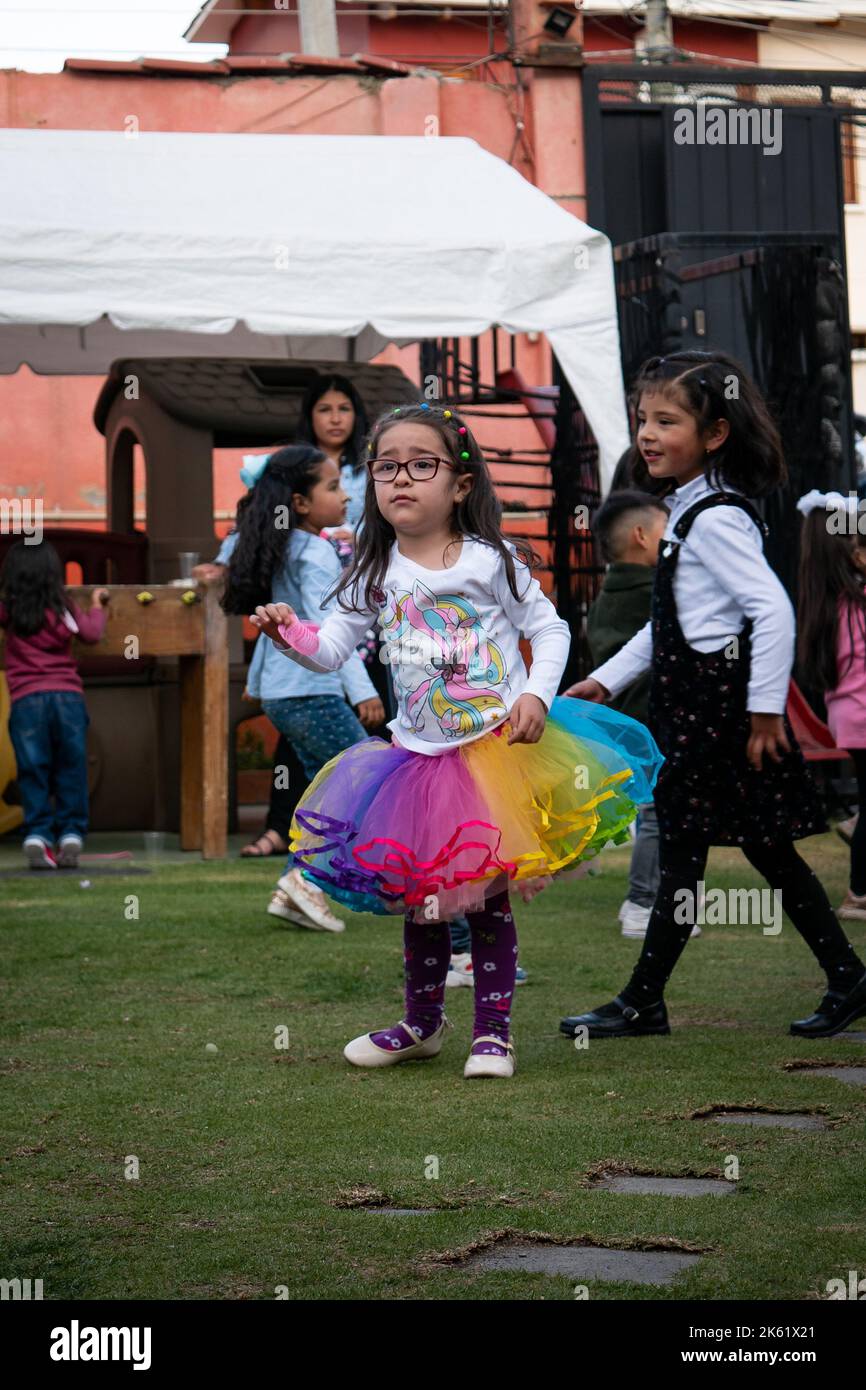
top-left (562, 350), bottom-right (866, 1039)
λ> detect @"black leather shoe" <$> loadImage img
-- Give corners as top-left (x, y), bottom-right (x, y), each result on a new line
top-left (559, 995), bottom-right (670, 1039)
top-left (790, 971), bottom-right (866, 1038)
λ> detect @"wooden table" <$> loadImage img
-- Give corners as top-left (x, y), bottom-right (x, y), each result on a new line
top-left (68, 583), bottom-right (228, 859)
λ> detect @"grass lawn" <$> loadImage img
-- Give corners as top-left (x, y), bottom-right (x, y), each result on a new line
top-left (1, 832), bottom-right (865, 1302)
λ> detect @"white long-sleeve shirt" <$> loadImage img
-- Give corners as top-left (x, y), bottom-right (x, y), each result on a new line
top-left (273, 535), bottom-right (571, 755)
top-left (590, 474), bottom-right (795, 715)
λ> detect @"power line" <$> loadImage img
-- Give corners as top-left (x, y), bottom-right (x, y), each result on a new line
top-left (0, 3), bottom-right (506, 8)
top-left (668, 12), bottom-right (866, 72)
top-left (0, 3), bottom-right (507, 11)
top-left (605, 0), bottom-right (866, 72)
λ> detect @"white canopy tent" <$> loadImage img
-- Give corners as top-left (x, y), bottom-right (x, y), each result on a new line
top-left (0, 128), bottom-right (629, 485)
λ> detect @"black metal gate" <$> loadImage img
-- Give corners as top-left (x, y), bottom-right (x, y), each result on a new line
top-left (584, 64), bottom-right (866, 599)
top-left (614, 231), bottom-right (853, 597)
top-left (582, 65), bottom-right (865, 246)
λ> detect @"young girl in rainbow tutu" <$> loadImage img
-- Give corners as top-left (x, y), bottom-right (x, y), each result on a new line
top-left (251, 403), bottom-right (663, 1078)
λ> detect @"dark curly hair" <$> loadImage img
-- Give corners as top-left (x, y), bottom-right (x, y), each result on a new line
top-left (330, 402), bottom-right (541, 614)
top-left (0, 540), bottom-right (69, 637)
top-left (221, 445), bottom-right (328, 614)
top-left (295, 374), bottom-right (369, 475)
top-left (623, 350), bottom-right (786, 499)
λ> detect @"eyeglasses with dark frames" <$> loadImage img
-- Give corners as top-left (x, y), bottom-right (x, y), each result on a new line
top-left (367, 455), bottom-right (457, 483)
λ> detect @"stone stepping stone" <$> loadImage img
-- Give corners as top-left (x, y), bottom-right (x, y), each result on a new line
top-left (363, 1207), bottom-right (433, 1216)
top-left (796, 1066), bottom-right (866, 1087)
top-left (839, 1031), bottom-right (866, 1042)
top-left (595, 1174), bottom-right (735, 1198)
top-left (708, 1111), bottom-right (827, 1130)
top-left (467, 1242), bottom-right (700, 1285)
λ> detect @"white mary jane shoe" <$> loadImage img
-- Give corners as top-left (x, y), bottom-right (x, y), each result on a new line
top-left (343, 1016), bottom-right (451, 1068)
top-left (463, 1036), bottom-right (516, 1079)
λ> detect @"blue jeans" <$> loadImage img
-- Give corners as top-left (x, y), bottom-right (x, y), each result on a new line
top-left (260, 695), bottom-right (368, 784)
top-left (449, 917), bottom-right (472, 952)
top-left (628, 802), bottom-right (661, 908)
top-left (8, 691), bottom-right (90, 844)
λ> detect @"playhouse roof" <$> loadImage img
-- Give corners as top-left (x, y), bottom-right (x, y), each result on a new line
top-left (92, 358), bottom-right (421, 447)
top-left (0, 127), bottom-right (628, 478)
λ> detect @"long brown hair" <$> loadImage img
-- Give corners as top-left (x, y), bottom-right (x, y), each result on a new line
top-left (797, 508), bottom-right (866, 693)
top-left (625, 350), bottom-right (786, 498)
top-left (329, 403), bottom-right (540, 612)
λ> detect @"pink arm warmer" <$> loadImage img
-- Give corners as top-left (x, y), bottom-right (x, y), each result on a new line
top-left (276, 619), bottom-right (321, 656)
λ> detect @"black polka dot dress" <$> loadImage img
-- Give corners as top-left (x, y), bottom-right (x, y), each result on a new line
top-left (647, 494), bottom-right (827, 848)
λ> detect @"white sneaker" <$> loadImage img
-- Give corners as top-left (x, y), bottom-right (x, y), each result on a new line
top-left (620, 899), bottom-right (701, 939)
top-left (267, 888), bottom-right (327, 930)
top-left (620, 900), bottom-right (652, 937)
top-left (57, 835), bottom-right (83, 868)
top-left (445, 952), bottom-right (474, 988)
top-left (344, 1016), bottom-right (451, 1068)
top-left (463, 1036), bottom-right (516, 1079)
top-left (276, 868), bottom-right (345, 933)
top-left (24, 837), bottom-right (57, 870)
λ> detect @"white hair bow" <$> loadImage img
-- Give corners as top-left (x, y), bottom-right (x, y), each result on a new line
top-left (796, 488), bottom-right (861, 518)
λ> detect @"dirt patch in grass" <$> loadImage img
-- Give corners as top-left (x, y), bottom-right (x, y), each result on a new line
top-left (330, 1183), bottom-right (529, 1212)
top-left (783, 1058), bottom-right (866, 1072)
top-left (331, 1186), bottom-right (391, 1209)
top-left (688, 1100), bottom-right (831, 1121)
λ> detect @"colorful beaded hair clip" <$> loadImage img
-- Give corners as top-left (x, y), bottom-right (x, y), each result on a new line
top-left (382, 403), bottom-right (471, 461)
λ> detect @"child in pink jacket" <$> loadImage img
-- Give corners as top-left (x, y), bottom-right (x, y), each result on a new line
top-left (797, 490), bottom-right (866, 919)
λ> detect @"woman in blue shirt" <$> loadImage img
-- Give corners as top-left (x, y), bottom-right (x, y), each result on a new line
top-left (296, 374), bottom-right (369, 537)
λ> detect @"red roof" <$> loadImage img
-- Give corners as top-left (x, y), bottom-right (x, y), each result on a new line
top-left (63, 54), bottom-right (412, 79)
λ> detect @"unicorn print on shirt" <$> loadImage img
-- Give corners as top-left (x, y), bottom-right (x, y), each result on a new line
top-left (379, 578), bottom-right (510, 741)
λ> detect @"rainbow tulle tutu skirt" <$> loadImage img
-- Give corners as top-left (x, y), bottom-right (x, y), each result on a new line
top-left (289, 695), bottom-right (663, 920)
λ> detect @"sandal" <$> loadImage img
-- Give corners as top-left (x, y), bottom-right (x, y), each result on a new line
top-left (240, 829), bottom-right (288, 858)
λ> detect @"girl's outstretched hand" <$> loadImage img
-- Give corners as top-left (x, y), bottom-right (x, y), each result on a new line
top-left (563, 678), bottom-right (610, 702)
top-left (747, 713), bottom-right (791, 771)
top-left (250, 602), bottom-right (298, 643)
top-left (507, 694), bottom-right (547, 745)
